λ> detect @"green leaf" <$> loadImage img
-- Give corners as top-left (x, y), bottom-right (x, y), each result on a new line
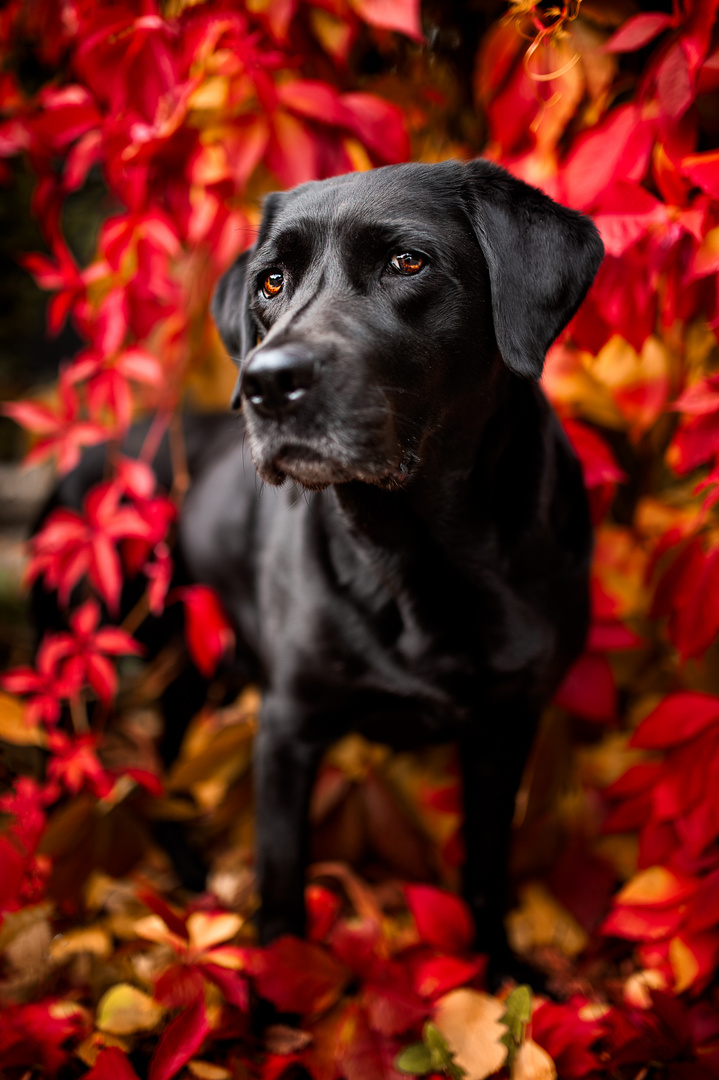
top-left (395, 1023), bottom-right (467, 1078)
top-left (424, 1021), bottom-right (449, 1057)
top-left (423, 1022), bottom-right (466, 1079)
top-left (500, 985), bottom-right (532, 1065)
top-left (396, 1043), bottom-right (434, 1075)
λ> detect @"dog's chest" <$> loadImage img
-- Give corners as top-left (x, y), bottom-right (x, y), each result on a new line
top-left (261, 508), bottom-right (538, 734)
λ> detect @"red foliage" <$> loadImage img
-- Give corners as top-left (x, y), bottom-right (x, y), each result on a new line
top-left (2, 0), bottom-right (719, 1074)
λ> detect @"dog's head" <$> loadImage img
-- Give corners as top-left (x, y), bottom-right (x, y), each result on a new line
top-left (212, 160), bottom-right (603, 490)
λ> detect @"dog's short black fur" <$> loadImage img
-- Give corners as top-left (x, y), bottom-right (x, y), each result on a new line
top-left (38, 159), bottom-right (603, 980)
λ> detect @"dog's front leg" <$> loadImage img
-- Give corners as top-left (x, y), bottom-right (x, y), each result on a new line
top-left (459, 707), bottom-right (539, 988)
top-left (253, 701), bottom-right (326, 945)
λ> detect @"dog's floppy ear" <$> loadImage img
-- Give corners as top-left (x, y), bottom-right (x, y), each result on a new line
top-left (211, 246), bottom-right (256, 366)
top-left (464, 159), bottom-right (603, 379)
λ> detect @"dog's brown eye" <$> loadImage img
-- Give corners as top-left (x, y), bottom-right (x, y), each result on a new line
top-left (390, 252), bottom-right (425, 275)
top-left (262, 271), bottom-right (283, 298)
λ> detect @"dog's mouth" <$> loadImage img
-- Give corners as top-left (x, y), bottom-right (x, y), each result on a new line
top-left (257, 440), bottom-right (414, 491)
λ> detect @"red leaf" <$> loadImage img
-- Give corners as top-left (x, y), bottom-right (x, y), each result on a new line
top-left (670, 411), bottom-right (719, 473)
top-left (404, 885), bottom-right (474, 953)
top-left (329, 919), bottom-right (384, 979)
top-left (85, 1047), bottom-right (141, 1080)
top-left (125, 768), bottom-right (164, 797)
top-left (202, 963), bottom-right (249, 1010)
top-left (89, 534), bottom-right (124, 614)
top-left (251, 937), bottom-right (347, 1017)
top-left (406, 949), bottom-right (484, 1000)
top-left (2, 400), bottom-right (60, 435)
top-left (362, 977), bottom-right (427, 1035)
top-left (554, 653), bottom-right (616, 722)
top-left (601, 903), bottom-right (685, 942)
top-left (340, 93), bottom-right (410, 164)
top-left (673, 373), bottom-right (719, 415)
top-left (671, 546), bottom-right (719, 659)
top-left (116, 346), bottom-right (163, 385)
top-left (685, 869), bottom-right (719, 934)
top-left (682, 149), bottom-right (719, 199)
top-left (277, 81), bottom-right (346, 126)
top-left (560, 105), bottom-right (653, 210)
top-left (562, 420), bottom-right (626, 487)
top-left (587, 621), bottom-right (642, 652)
top-left (307, 884), bottom-right (343, 942)
top-left (84, 652), bottom-right (116, 705)
top-left (350, 0), bottom-right (423, 41)
top-left (631, 692), bottom-right (719, 749)
top-left (137, 889), bottom-right (189, 941)
top-left (656, 40), bottom-right (693, 121)
top-left (267, 112), bottom-right (320, 187)
top-left (64, 129), bottom-right (103, 191)
top-left (148, 998), bottom-right (209, 1080)
top-left (175, 585), bottom-right (235, 677)
top-left (593, 182), bottom-right (667, 257)
top-left (154, 965), bottom-right (205, 1009)
top-left (532, 999), bottom-right (603, 1078)
top-left (336, 1002), bottom-right (403, 1080)
top-left (603, 12), bottom-right (674, 53)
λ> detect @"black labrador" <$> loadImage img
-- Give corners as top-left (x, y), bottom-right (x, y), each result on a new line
top-left (39, 159), bottom-right (603, 982)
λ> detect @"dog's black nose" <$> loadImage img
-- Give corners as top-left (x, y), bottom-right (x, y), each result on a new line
top-left (241, 347), bottom-right (317, 417)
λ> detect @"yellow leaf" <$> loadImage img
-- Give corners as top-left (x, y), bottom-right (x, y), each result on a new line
top-left (133, 914), bottom-right (187, 953)
top-left (309, 8), bottom-right (354, 62)
top-left (189, 76), bottom-right (229, 111)
top-left (578, 1003), bottom-right (612, 1021)
top-left (191, 144), bottom-right (230, 186)
top-left (433, 989), bottom-right (508, 1080)
top-left (685, 320), bottom-right (718, 377)
top-left (188, 1060), bottom-right (231, 1079)
top-left (50, 925), bottom-right (113, 963)
top-left (84, 872), bottom-right (136, 914)
top-left (615, 866), bottom-right (686, 907)
top-left (76, 1031), bottom-right (131, 1068)
top-left (167, 720), bottom-right (254, 793)
top-left (543, 344), bottom-right (625, 429)
top-left (324, 733), bottom-right (389, 781)
top-left (96, 983), bottom-right (164, 1035)
top-left (635, 496), bottom-right (702, 541)
top-left (512, 1038), bottom-right (557, 1080)
top-left (202, 945), bottom-right (246, 970)
top-left (587, 334), bottom-right (672, 435)
top-left (506, 883), bottom-right (588, 958)
top-left (49, 1001), bottom-right (87, 1022)
top-left (342, 137), bottom-right (373, 174)
top-left (0, 692), bottom-right (45, 747)
top-left (670, 936), bottom-right (700, 993)
top-left (623, 968), bottom-right (667, 1008)
top-left (186, 911), bottom-right (243, 953)
top-left (591, 335), bottom-right (640, 390)
top-left (575, 732), bottom-right (644, 790)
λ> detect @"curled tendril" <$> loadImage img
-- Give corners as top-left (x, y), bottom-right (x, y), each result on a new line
top-left (504, 0), bottom-right (583, 83)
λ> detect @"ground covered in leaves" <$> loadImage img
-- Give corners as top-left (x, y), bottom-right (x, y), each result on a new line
top-left (3, 0), bottom-right (719, 1077)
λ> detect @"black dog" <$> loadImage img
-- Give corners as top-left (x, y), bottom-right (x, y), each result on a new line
top-left (200, 159), bottom-right (602, 968)
top-left (39, 159), bottom-right (603, 981)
